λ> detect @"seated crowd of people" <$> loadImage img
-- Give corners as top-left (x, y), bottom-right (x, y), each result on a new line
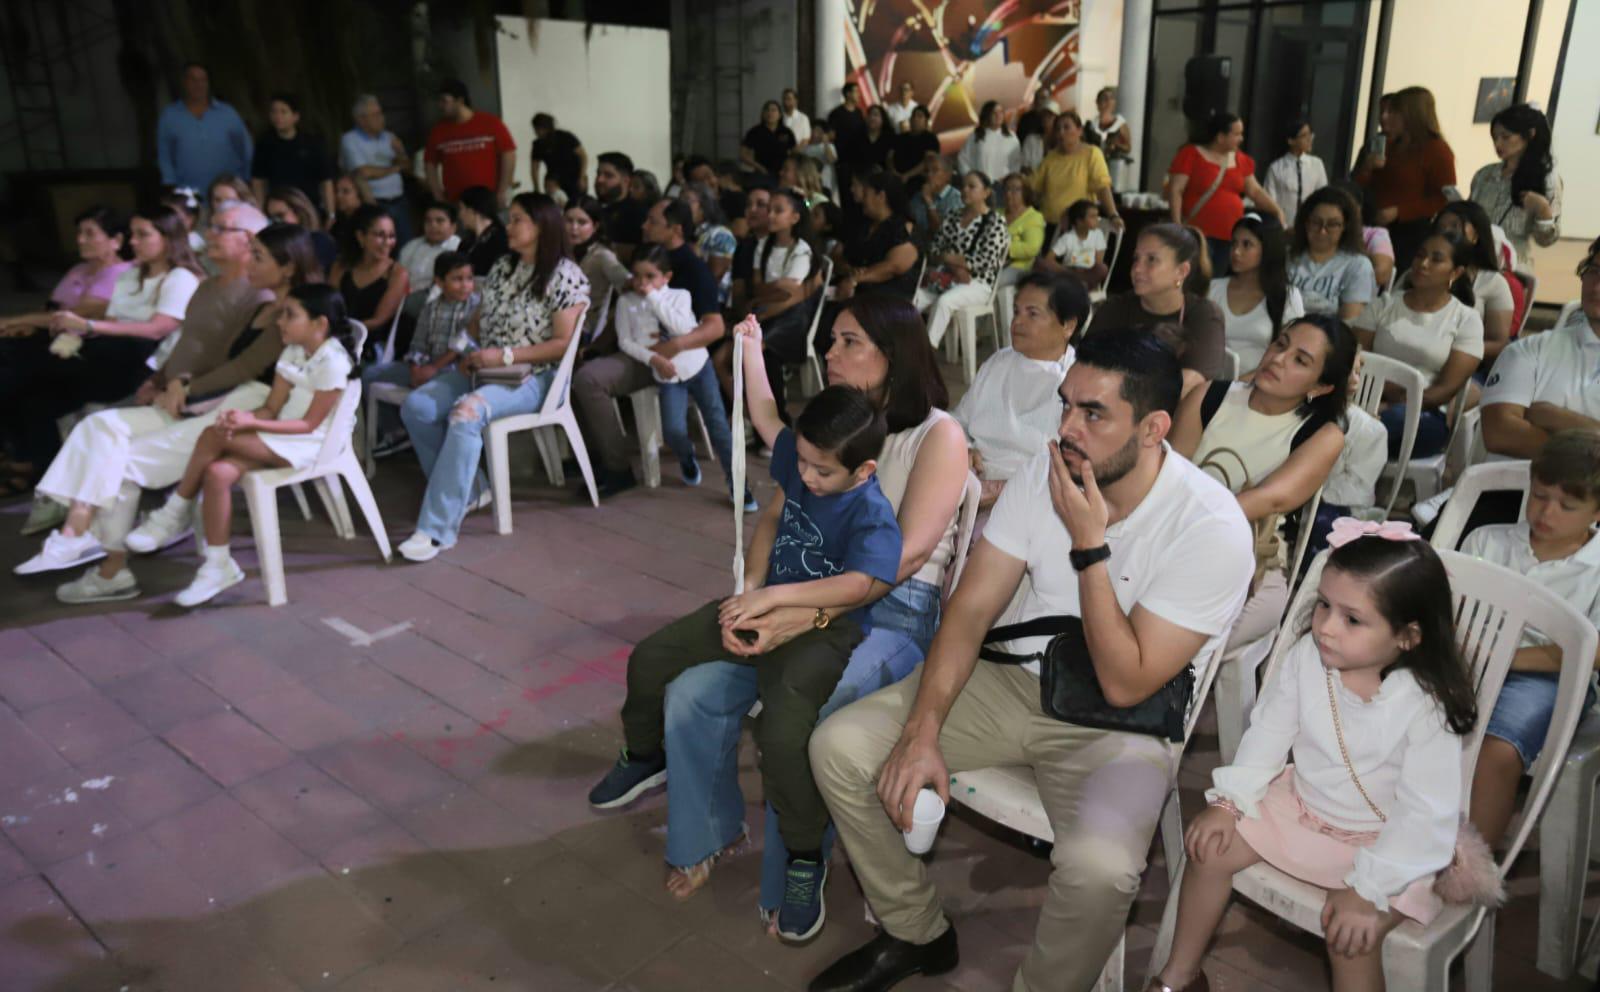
top-left (6, 66), bottom-right (1598, 992)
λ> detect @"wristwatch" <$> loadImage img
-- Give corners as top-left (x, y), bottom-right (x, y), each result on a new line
top-left (501, 346), bottom-right (514, 367)
top-left (1069, 543), bottom-right (1111, 572)
top-left (811, 608), bottom-right (831, 630)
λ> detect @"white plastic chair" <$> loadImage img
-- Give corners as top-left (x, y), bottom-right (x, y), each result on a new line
top-left (292, 321), bottom-right (369, 523)
top-left (1088, 223), bottom-right (1124, 306)
top-left (1354, 352), bottom-right (1427, 515)
top-left (1222, 348), bottom-right (1241, 382)
top-left (1379, 386), bottom-right (1475, 505)
top-left (1150, 547), bottom-right (1598, 992)
top-left (484, 303), bottom-right (594, 534)
top-left (1427, 460), bottom-right (1530, 554)
top-left (948, 635), bottom-right (1230, 992)
top-left (1514, 270), bottom-right (1539, 333)
top-left (947, 276), bottom-right (1004, 385)
top-left (1556, 300), bottom-right (1580, 330)
top-left (944, 472), bottom-right (982, 600)
top-left (799, 257), bottom-right (835, 397)
top-left (628, 386), bottom-right (718, 489)
top-left (240, 381), bottom-right (392, 607)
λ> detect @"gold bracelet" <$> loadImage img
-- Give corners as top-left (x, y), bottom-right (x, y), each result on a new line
top-left (1207, 797), bottom-right (1243, 819)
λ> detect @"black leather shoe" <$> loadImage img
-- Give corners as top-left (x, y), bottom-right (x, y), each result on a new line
top-left (807, 925), bottom-right (958, 992)
top-left (596, 468), bottom-right (637, 499)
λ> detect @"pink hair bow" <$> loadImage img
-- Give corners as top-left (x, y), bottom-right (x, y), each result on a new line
top-left (1326, 516), bottom-right (1423, 549)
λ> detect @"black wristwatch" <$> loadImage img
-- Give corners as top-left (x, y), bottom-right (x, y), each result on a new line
top-left (1069, 544), bottom-right (1111, 572)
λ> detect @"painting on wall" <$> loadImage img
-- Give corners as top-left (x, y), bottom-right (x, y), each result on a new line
top-left (843, 0), bottom-right (1083, 155)
top-left (1473, 76), bottom-right (1515, 124)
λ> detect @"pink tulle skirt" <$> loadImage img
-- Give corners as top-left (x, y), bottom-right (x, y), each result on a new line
top-left (1235, 768), bottom-right (1442, 925)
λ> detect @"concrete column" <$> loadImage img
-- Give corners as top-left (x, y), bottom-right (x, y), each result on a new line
top-left (815, 0), bottom-right (847, 117)
top-left (1118, 0), bottom-right (1154, 189)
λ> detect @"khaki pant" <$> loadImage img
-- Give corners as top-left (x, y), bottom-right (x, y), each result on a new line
top-left (810, 661), bottom-right (1178, 992)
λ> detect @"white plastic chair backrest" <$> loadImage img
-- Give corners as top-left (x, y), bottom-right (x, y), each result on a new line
top-left (1513, 270), bottom-right (1538, 331)
top-left (1442, 405), bottom-right (1483, 483)
top-left (803, 257), bottom-right (836, 354)
top-left (1429, 460), bottom-right (1530, 552)
top-left (914, 251), bottom-right (928, 293)
top-left (347, 319), bottom-right (370, 367)
top-left (1354, 352), bottom-right (1425, 513)
top-left (732, 333), bottom-right (746, 594)
top-left (1286, 485), bottom-right (1322, 586)
top-left (1555, 300), bottom-right (1579, 330)
top-left (1261, 547), bottom-right (1597, 875)
top-left (944, 471), bottom-right (982, 599)
top-left (377, 306), bottom-right (402, 363)
top-left (535, 301), bottom-right (590, 417)
top-left (1102, 219), bottom-right (1125, 276)
top-left (1383, 265), bottom-right (1398, 296)
top-left (1223, 348), bottom-right (1241, 381)
top-left (308, 381), bottom-right (364, 476)
top-left (591, 287), bottom-right (617, 344)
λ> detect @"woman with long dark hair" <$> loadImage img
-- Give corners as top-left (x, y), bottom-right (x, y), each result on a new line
top-left (564, 196), bottom-right (630, 347)
top-left (397, 193), bottom-right (589, 562)
top-left (1470, 102), bottom-right (1562, 260)
top-left (1433, 200), bottom-right (1516, 363)
top-left (330, 203), bottom-right (410, 347)
top-left (1209, 213), bottom-right (1304, 371)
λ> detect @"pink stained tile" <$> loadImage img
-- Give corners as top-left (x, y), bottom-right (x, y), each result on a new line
top-left (44, 829), bottom-right (213, 930)
top-left (162, 710), bottom-right (295, 787)
top-left (232, 760), bottom-right (389, 859)
top-left (232, 683), bottom-right (367, 753)
top-left (27, 614), bottom-right (167, 685)
top-left (0, 634), bottom-right (94, 711)
top-left (308, 661), bottom-right (436, 727)
top-left (308, 736), bottom-right (462, 816)
top-left (102, 665), bottom-right (228, 735)
top-left (20, 691), bottom-right (149, 767)
top-left (144, 792), bottom-right (321, 908)
top-left (0, 872), bottom-right (116, 990)
top-left (177, 644), bottom-right (305, 707)
top-left (0, 709), bottom-right (72, 794)
top-left (378, 702), bottom-right (521, 782)
top-left (92, 737), bottom-right (221, 827)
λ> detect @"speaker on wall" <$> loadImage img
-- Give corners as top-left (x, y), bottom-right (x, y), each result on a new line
top-left (1183, 55), bottom-right (1232, 123)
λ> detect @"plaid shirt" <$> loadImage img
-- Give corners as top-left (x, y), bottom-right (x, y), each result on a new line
top-left (406, 290), bottom-right (481, 364)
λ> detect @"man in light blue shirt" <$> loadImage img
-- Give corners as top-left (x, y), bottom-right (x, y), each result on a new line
top-left (340, 94), bottom-right (413, 244)
top-left (157, 63), bottom-right (252, 190)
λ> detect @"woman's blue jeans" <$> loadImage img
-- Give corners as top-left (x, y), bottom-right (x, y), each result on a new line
top-left (660, 577), bottom-right (942, 910)
top-left (399, 368), bottom-right (553, 547)
top-left (1380, 404), bottom-right (1449, 459)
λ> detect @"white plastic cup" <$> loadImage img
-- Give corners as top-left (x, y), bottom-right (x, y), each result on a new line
top-left (902, 787), bottom-right (946, 855)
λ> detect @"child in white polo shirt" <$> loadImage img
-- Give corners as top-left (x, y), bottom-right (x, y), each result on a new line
top-left (1464, 429), bottom-right (1600, 848)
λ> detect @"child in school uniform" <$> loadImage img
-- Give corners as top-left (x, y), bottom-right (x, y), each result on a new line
top-left (588, 383), bottom-right (902, 944)
top-left (1462, 429), bottom-right (1600, 848)
top-left (1148, 525), bottom-right (1478, 992)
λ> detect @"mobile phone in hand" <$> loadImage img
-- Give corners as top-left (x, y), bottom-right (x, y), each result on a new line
top-left (1372, 134), bottom-right (1386, 158)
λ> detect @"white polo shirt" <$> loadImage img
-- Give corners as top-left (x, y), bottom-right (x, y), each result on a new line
top-left (982, 444), bottom-right (1254, 684)
top-left (1353, 293), bottom-right (1484, 381)
top-left (1483, 316), bottom-right (1600, 423)
top-left (1460, 522), bottom-right (1600, 648)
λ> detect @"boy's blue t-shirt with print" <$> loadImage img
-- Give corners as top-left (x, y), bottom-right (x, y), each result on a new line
top-left (766, 428), bottom-right (903, 625)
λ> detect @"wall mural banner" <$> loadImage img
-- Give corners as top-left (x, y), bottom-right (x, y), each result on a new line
top-left (843, 0), bottom-right (1082, 155)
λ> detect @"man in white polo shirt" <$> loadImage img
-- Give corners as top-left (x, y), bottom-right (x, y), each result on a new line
top-left (807, 331), bottom-right (1253, 992)
top-left (1482, 236), bottom-right (1600, 461)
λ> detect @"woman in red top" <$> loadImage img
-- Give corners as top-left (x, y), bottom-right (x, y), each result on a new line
top-left (1354, 86), bottom-right (1455, 276)
top-left (1168, 111), bottom-right (1286, 278)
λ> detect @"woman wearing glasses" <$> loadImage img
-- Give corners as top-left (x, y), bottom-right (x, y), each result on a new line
top-left (1287, 187), bottom-right (1376, 323)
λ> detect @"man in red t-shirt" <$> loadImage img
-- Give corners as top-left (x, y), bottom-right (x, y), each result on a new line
top-left (424, 79), bottom-right (516, 207)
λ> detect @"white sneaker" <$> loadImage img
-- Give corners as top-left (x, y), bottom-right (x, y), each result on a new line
top-left (174, 555), bottom-right (245, 607)
top-left (126, 498), bottom-right (194, 554)
top-left (398, 532), bottom-right (442, 562)
top-left (14, 529), bottom-right (105, 576)
top-left (56, 566), bottom-right (140, 604)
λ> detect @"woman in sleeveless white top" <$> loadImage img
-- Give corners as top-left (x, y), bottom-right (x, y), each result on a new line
top-left (1172, 317), bottom-right (1354, 650)
top-left (659, 300), bottom-right (969, 920)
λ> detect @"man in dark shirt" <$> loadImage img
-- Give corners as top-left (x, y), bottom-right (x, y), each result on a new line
top-left (827, 82), bottom-right (869, 205)
top-left (572, 198), bottom-right (727, 497)
top-left (593, 151), bottom-right (647, 262)
top-left (250, 93), bottom-right (335, 220)
top-left (530, 112), bottom-right (587, 200)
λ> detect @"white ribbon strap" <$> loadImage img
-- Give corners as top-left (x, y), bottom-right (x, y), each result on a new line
top-left (731, 334), bottom-right (747, 594)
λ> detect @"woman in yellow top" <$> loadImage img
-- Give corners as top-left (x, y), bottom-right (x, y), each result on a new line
top-left (996, 173), bottom-right (1045, 294)
top-left (1030, 111), bottom-right (1123, 237)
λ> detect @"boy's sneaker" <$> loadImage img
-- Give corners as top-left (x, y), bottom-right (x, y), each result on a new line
top-left (56, 566), bottom-right (139, 604)
top-left (777, 857), bottom-right (828, 943)
top-left (20, 496), bottom-right (67, 536)
top-left (126, 498), bottom-right (193, 554)
top-left (371, 431), bottom-right (412, 459)
top-left (174, 555), bottom-right (245, 607)
top-left (680, 456), bottom-right (702, 487)
top-left (587, 749), bottom-right (667, 809)
top-left (14, 529), bottom-right (104, 575)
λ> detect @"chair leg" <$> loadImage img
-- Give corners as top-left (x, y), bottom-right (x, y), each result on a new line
top-left (339, 459), bottom-right (392, 562)
top-left (242, 479), bottom-right (288, 607)
top-left (612, 397), bottom-right (627, 437)
top-left (962, 313), bottom-right (978, 384)
top-left (291, 483), bottom-right (312, 521)
top-left (532, 426), bottom-right (565, 487)
top-left (315, 475), bottom-right (355, 539)
top-left (1538, 758), bottom-right (1599, 977)
top-left (632, 390), bottom-right (663, 489)
top-left (1146, 859), bottom-right (1184, 988)
top-left (488, 424), bottom-right (515, 536)
top-left (560, 411), bottom-right (600, 508)
top-left (1463, 912), bottom-right (1496, 992)
top-left (692, 404), bottom-right (714, 459)
top-left (1159, 787), bottom-right (1184, 889)
top-left (362, 393), bottom-right (378, 479)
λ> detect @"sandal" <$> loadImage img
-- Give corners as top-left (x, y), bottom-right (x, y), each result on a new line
top-left (664, 828), bottom-right (749, 902)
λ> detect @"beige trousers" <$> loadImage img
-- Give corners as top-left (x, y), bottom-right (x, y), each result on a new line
top-left (810, 661), bottom-right (1179, 992)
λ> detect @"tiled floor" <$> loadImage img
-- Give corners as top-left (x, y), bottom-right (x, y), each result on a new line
top-left (1, 431), bottom-right (1597, 991)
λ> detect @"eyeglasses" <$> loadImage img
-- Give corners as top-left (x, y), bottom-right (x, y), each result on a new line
top-left (1308, 219), bottom-right (1345, 232)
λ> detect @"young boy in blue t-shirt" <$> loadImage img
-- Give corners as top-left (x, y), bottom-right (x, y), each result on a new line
top-left (588, 385), bottom-right (902, 939)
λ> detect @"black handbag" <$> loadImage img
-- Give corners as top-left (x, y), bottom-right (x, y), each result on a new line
top-left (979, 616), bottom-right (1192, 743)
